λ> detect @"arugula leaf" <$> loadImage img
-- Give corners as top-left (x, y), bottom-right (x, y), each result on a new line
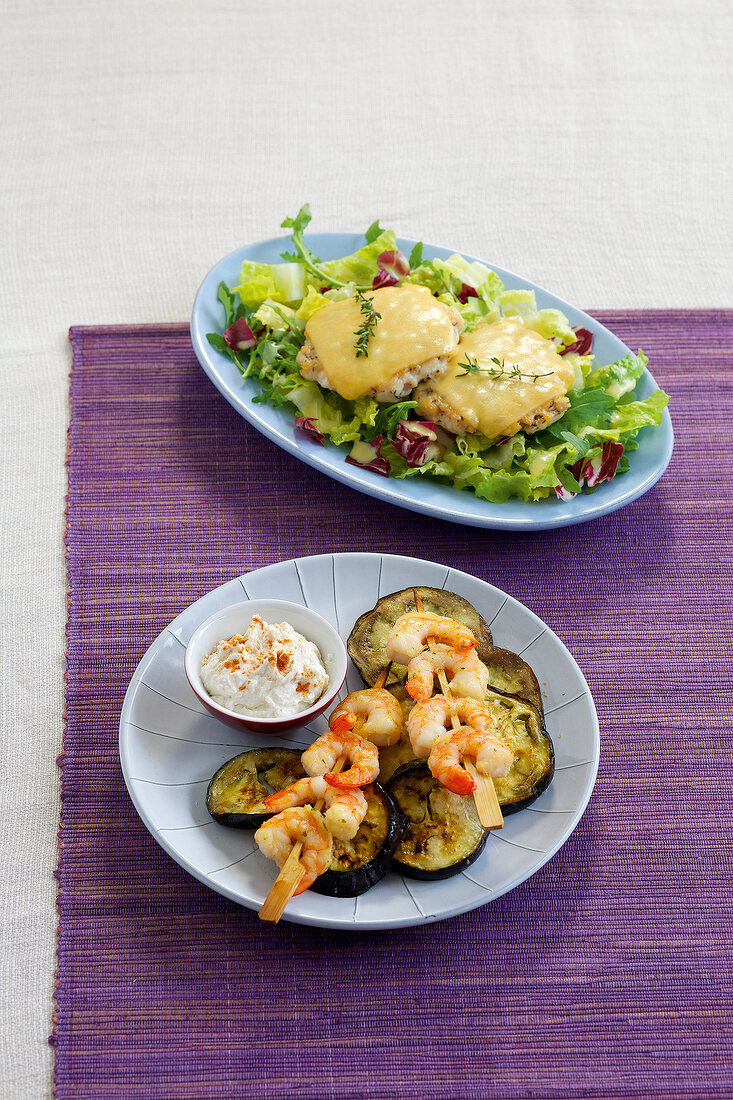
top-left (206, 332), bottom-right (228, 352)
top-left (365, 219), bottom-right (385, 244)
top-left (280, 203), bottom-right (378, 289)
top-left (279, 203), bottom-right (336, 282)
top-left (281, 203), bottom-right (313, 237)
top-left (554, 387), bottom-right (615, 434)
top-left (217, 281), bottom-right (236, 327)
top-left (556, 464), bottom-right (582, 495)
top-left (205, 331), bottom-right (246, 370)
top-left (370, 400), bottom-right (418, 440)
top-left (408, 241), bottom-right (423, 268)
top-left (558, 429), bottom-right (591, 458)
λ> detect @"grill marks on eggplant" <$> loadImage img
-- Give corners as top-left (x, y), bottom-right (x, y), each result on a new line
top-left (482, 689), bottom-right (554, 812)
top-left (206, 748), bottom-right (306, 828)
top-left (205, 591), bottom-right (556, 900)
top-left (311, 783), bottom-right (407, 897)
top-left (346, 586), bottom-right (544, 714)
top-left (388, 763), bottom-right (487, 878)
top-left (347, 586), bottom-right (494, 687)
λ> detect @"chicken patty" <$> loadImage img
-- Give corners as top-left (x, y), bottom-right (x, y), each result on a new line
top-left (414, 387), bottom-right (570, 438)
top-left (296, 285), bottom-right (464, 402)
top-left (413, 318), bottom-right (576, 440)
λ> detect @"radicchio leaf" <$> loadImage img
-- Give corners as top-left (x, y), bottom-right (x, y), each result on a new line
top-left (372, 267), bottom-right (400, 289)
top-left (560, 327), bottom-right (594, 356)
top-left (345, 435), bottom-right (391, 477)
top-left (223, 316), bottom-right (257, 351)
top-left (294, 416), bottom-right (325, 445)
top-left (391, 420), bottom-right (442, 467)
top-left (372, 249), bottom-right (410, 289)
top-left (457, 283), bottom-right (479, 304)
top-left (555, 483), bottom-right (576, 502)
top-left (570, 441), bottom-right (624, 487)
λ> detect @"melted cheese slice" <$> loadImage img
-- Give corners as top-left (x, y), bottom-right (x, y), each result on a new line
top-left (303, 284), bottom-right (459, 400)
top-left (427, 319), bottom-right (575, 437)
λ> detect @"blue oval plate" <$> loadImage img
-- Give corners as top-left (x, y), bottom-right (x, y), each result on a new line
top-left (191, 232), bottom-right (673, 531)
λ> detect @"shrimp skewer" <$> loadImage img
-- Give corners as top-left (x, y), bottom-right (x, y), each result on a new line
top-left (259, 728), bottom-right (352, 922)
top-left (259, 668), bottom-right (396, 919)
top-left (427, 726), bottom-right (515, 796)
top-left (385, 612), bottom-right (478, 666)
top-left (329, 688), bottom-right (403, 747)
top-left (263, 775), bottom-right (368, 841)
top-left (410, 589), bottom-right (505, 829)
top-left (258, 760), bottom-right (348, 922)
top-left (255, 808), bottom-right (333, 896)
top-left (406, 644), bottom-right (489, 703)
top-left (259, 669), bottom-right (393, 922)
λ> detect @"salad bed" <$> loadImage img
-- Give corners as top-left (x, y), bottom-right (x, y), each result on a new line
top-left (206, 206), bottom-right (669, 503)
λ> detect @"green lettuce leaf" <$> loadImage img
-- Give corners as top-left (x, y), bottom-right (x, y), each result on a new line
top-left (287, 382), bottom-right (363, 446)
top-left (317, 230), bottom-right (397, 287)
top-left (499, 289), bottom-right (576, 344)
top-left (586, 350), bottom-right (648, 399)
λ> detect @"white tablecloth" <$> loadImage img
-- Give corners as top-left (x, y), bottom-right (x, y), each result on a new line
top-left (1, 0), bottom-right (731, 1093)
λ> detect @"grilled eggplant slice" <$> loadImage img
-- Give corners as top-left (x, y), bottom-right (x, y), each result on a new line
top-left (388, 762), bottom-right (487, 879)
top-left (311, 782), bottom-right (407, 898)
top-left (483, 688), bottom-right (554, 813)
top-left (348, 587), bottom-right (494, 687)
top-left (206, 748), bottom-right (306, 828)
top-left (483, 645), bottom-right (544, 714)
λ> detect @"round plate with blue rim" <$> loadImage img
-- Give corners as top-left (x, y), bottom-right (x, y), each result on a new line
top-left (190, 232), bottom-right (673, 530)
top-left (119, 552), bottom-right (600, 930)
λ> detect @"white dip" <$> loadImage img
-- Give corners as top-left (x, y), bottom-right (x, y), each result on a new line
top-left (199, 616), bottom-right (329, 717)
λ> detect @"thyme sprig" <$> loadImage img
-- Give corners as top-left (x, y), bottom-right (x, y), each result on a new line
top-left (457, 354), bottom-right (555, 382)
top-left (354, 291), bottom-right (381, 358)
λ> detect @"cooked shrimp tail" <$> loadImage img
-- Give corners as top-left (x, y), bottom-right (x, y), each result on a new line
top-left (385, 612), bottom-right (478, 666)
top-left (329, 709), bottom-right (357, 734)
top-left (428, 726), bottom-right (514, 796)
top-left (301, 727), bottom-right (379, 789)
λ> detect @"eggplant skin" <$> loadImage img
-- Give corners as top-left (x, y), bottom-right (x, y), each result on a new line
top-left (311, 783), bottom-right (407, 898)
top-left (206, 748), bottom-right (306, 828)
top-left (347, 587), bottom-right (494, 687)
top-left (482, 645), bottom-right (545, 715)
top-left (484, 689), bottom-right (554, 814)
top-left (387, 762), bottom-right (488, 880)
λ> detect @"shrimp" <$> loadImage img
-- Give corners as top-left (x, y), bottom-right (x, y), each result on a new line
top-left (385, 612), bottom-right (478, 666)
top-left (405, 644), bottom-right (490, 702)
top-left (263, 776), bottom-right (368, 841)
top-left (321, 787), bottom-right (369, 840)
top-left (406, 695), bottom-right (494, 758)
top-left (428, 726), bottom-right (515, 796)
top-left (254, 807), bottom-right (333, 894)
top-left (329, 688), bottom-right (403, 747)
top-left (301, 727), bottom-right (380, 789)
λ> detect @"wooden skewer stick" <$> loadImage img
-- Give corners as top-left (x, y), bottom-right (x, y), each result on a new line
top-left (259, 663), bottom-right (393, 923)
top-left (413, 590), bottom-right (503, 831)
top-left (258, 753), bottom-right (347, 924)
top-left (257, 843), bottom-right (308, 923)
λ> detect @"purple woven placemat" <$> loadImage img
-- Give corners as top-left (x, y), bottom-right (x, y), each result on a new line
top-left (58, 312), bottom-right (733, 1099)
